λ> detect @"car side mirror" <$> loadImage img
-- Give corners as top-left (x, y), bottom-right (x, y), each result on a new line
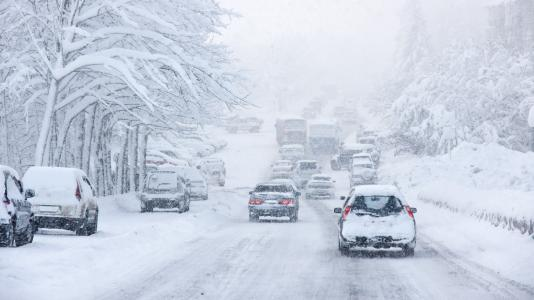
top-left (25, 189), bottom-right (35, 199)
top-left (334, 208), bottom-right (342, 214)
top-left (411, 207), bottom-right (418, 213)
top-left (340, 196), bottom-right (346, 201)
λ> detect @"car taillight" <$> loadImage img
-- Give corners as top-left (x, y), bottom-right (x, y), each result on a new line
top-left (405, 206), bottom-right (414, 219)
top-left (249, 199), bottom-right (263, 205)
top-left (342, 206), bottom-right (351, 221)
top-left (279, 199), bottom-right (295, 205)
top-left (75, 185), bottom-right (82, 201)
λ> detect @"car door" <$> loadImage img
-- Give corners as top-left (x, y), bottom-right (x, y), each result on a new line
top-left (6, 174), bottom-right (29, 231)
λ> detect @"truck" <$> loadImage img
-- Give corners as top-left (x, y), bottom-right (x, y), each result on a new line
top-left (275, 117), bottom-right (307, 146)
top-left (308, 122), bottom-right (340, 155)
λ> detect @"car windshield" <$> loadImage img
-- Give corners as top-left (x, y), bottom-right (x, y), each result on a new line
top-left (145, 172), bottom-right (179, 193)
top-left (254, 184), bottom-right (292, 193)
top-left (299, 162), bottom-right (317, 170)
top-left (351, 195), bottom-right (403, 215)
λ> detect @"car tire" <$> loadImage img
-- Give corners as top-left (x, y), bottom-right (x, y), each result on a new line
top-left (249, 213), bottom-right (259, 222)
top-left (403, 246), bottom-right (415, 257)
top-left (87, 210), bottom-right (98, 235)
top-left (338, 239), bottom-right (349, 256)
top-left (289, 212), bottom-right (298, 223)
top-left (0, 223), bottom-right (15, 247)
top-left (75, 212), bottom-right (90, 236)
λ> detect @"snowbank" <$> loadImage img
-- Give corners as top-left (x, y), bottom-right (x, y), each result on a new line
top-left (380, 142), bottom-right (534, 237)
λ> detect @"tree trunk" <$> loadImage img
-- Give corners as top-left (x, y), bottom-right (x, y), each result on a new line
top-left (116, 130), bottom-right (129, 194)
top-left (128, 125), bottom-right (138, 193)
top-left (138, 128), bottom-right (148, 192)
top-left (82, 104), bottom-right (97, 174)
top-left (35, 78), bottom-right (59, 166)
top-left (75, 113), bottom-right (86, 169)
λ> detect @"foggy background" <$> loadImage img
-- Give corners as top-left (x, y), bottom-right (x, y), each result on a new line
top-left (218, 0), bottom-right (494, 113)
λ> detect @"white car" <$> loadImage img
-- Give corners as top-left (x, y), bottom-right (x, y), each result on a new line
top-left (350, 153), bottom-right (375, 171)
top-left (350, 162), bottom-right (377, 187)
top-left (293, 160), bottom-right (321, 188)
top-left (158, 165), bottom-right (207, 200)
top-left (335, 185), bottom-right (417, 256)
top-left (197, 158), bottom-right (226, 186)
top-left (139, 170), bottom-right (191, 212)
top-left (305, 180), bottom-right (335, 199)
top-left (189, 179), bottom-right (208, 200)
top-left (23, 167), bottom-right (98, 236)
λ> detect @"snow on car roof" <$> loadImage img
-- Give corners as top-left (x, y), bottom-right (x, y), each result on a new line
top-left (351, 185), bottom-right (403, 199)
top-left (23, 167), bottom-right (86, 193)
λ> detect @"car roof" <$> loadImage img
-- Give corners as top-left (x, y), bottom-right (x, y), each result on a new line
top-left (350, 185), bottom-right (403, 199)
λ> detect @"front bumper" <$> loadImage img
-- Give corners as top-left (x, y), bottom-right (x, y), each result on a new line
top-left (249, 206), bottom-right (295, 217)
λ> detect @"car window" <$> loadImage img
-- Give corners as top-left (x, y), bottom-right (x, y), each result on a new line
top-left (81, 177), bottom-right (94, 198)
top-left (351, 196), bottom-right (403, 215)
top-left (6, 175), bottom-right (24, 201)
top-left (254, 185), bottom-right (291, 193)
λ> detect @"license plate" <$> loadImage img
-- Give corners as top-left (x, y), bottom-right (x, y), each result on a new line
top-left (265, 200), bottom-right (278, 205)
top-left (39, 206), bottom-right (60, 213)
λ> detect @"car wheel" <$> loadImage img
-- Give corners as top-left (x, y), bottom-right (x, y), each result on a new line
top-left (289, 212), bottom-right (298, 223)
top-left (75, 212), bottom-right (90, 236)
top-left (0, 223), bottom-right (15, 247)
top-left (248, 213), bottom-right (259, 222)
top-left (403, 246), bottom-right (415, 257)
top-left (88, 210), bottom-right (98, 235)
top-left (338, 239), bottom-right (349, 256)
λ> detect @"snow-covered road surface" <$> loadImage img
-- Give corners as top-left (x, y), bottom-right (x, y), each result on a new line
top-left (1, 130), bottom-right (533, 300)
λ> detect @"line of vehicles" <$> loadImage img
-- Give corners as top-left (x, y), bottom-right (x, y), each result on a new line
top-left (0, 155), bottom-right (227, 247)
top-left (255, 111), bottom-right (417, 256)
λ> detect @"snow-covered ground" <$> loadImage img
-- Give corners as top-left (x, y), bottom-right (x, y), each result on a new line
top-left (1, 130), bottom-right (533, 299)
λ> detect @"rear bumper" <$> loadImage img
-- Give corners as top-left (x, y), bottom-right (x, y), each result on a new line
top-left (34, 216), bottom-right (82, 231)
top-left (340, 234), bottom-right (416, 250)
top-left (249, 206), bottom-right (296, 217)
top-left (143, 198), bottom-right (183, 209)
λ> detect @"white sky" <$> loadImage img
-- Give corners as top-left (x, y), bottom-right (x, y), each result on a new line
top-left (217, 0), bottom-right (494, 112)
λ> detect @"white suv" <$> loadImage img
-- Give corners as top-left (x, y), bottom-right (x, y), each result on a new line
top-left (23, 167), bottom-right (98, 236)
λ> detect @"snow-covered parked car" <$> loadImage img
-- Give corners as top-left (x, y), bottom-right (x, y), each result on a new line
top-left (23, 167), bottom-right (98, 236)
top-left (248, 181), bottom-right (301, 222)
top-left (158, 165), bottom-right (208, 200)
top-left (139, 170), bottom-right (191, 212)
top-left (0, 166), bottom-right (34, 247)
top-left (334, 185), bottom-right (417, 256)
top-left (279, 144), bottom-right (305, 162)
top-left (350, 162), bottom-right (377, 187)
top-left (293, 160), bottom-right (321, 188)
top-left (197, 158), bottom-right (226, 186)
top-left (305, 180), bottom-right (335, 199)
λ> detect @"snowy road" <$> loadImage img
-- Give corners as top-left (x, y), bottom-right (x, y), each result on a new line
top-left (2, 130), bottom-right (534, 300)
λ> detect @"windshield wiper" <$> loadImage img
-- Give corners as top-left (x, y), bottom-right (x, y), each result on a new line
top-left (353, 210), bottom-right (381, 217)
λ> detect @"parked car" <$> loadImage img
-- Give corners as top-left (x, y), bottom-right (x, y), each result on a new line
top-left (23, 167), bottom-right (98, 236)
top-left (197, 158), bottom-right (226, 186)
top-left (305, 180), bottom-right (335, 199)
top-left (350, 162), bottom-right (377, 187)
top-left (139, 170), bottom-right (190, 212)
top-left (248, 182), bottom-right (301, 222)
top-left (189, 179), bottom-right (208, 200)
top-left (334, 185), bottom-right (417, 256)
top-left (0, 166), bottom-right (34, 247)
top-left (293, 160), bottom-right (321, 188)
top-left (279, 144), bottom-right (306, 162)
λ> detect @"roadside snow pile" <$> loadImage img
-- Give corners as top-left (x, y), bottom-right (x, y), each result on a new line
top-left (380, 142), bottom-right (534, 237)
